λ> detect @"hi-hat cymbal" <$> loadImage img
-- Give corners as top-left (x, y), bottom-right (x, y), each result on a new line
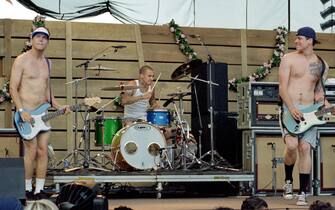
top-left (171, 59), bottom-right (202, 80)
top-left (101, 85), bottom-right (140, 91)
top-left (167, 91), bottom-right (191, 97)
top-left (87, 66), bottom-right (117, 71)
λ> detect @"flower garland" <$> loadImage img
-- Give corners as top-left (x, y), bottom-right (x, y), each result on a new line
top-left (169, 19), bottom-right (198, 61)
top-left (22, 15), bottom-right (47, 53)
top-left (228, 26), bottom-right (288, 91)
top-left (0, 81), bottom-right (11, 104)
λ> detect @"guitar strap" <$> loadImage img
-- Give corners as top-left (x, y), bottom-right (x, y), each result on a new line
top-left (316, 54), bottom-right (326, 105)
top-left (45, 58), bottom-right (52, 106)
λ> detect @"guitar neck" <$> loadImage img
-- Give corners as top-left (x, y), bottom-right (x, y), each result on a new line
top-left (41, 104), bottom-right (78, 122)
top-left (315, 106), bottom-right (335, 117)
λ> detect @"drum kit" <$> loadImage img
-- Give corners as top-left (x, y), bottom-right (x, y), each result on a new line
top-left (55, 37), bottom-right (231, 173)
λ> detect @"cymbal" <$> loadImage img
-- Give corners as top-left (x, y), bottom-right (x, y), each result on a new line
top-left (171, 59), bottom-right (202, 80)
top-left (87, 66), bottom-right (117, 71)
top-left (167, 91), bottom-right (191, 97)
top-left (101, 85), bottom-right (140, 91)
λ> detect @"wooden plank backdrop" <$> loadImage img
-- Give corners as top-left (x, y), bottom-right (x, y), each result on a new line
top-left (0, 19), bottom-right (335, 161)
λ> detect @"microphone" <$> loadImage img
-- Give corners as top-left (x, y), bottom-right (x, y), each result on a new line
top-left (112, 45), bottom-right (127, 49)
top-left (189, 34), bottom-right (201, 38)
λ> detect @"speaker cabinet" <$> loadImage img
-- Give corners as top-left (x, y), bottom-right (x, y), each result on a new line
top-left (243, 129), bottom-right (313, 193)
top-left (316, 129), bottom-right (335, 194)
top-left (191, 62), bottom-right (228, 114)
top-left (191, 62), bottom-right (236, 164)
top-left (0, 158), bottom-right (25, 199)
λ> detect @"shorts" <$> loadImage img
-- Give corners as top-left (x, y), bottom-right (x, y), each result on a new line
top-left (279, 104), bottom-right (317, 148)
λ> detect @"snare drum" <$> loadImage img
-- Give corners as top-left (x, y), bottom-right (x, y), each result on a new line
top-left (95, 117), bottom-right (122, 146)
top-left (147, 109), bottom-right (170, 126)
top-left (111, 122), bottom-right (166, 170)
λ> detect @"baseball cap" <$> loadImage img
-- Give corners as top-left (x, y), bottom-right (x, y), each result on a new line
top-left (32, 27), bottom-right (50, 39)
top-left (296, 27), bottom-right (320, 44)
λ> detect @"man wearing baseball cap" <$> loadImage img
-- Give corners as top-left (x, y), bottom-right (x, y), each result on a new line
top-left (10, 22), bottom-right (70, 200)
top-left (279, 26), bottom-right (330, 206)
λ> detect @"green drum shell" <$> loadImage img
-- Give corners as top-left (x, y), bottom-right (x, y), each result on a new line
top-left (95, 117), bottom-right (122, 146)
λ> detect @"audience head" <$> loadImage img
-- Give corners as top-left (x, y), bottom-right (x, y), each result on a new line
top-left (241, 196), bottom-right (268, 210)
top-left (25, 199), bottom-right (59, 210)
top-left (114, 206), bottom-right (133, 210)
top-left (214, 207), bottom-right (234, 210)
top-left (310, 200), bottom-right (335, 210)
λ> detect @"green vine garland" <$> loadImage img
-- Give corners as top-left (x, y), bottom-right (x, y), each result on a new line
top-left (168, 19), bottom-right (288, 92)
top-left (169, 19), bottom-right (198, 60)
top-left (228, 26), bottom-right (288, 91)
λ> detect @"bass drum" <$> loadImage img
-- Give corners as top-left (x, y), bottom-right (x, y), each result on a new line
top-left (111, 122), bottom-right (166, 171)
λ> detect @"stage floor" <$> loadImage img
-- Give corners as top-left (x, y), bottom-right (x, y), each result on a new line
top-left (108, 196), bottom-right (335, 210)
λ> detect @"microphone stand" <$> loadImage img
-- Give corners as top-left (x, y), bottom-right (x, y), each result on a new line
top-left (192, 35), bottom-right (227, 168)
top-left (65, 46), bottom-right (124, 172)
top-left (55, 77), bottom-right (89, 169)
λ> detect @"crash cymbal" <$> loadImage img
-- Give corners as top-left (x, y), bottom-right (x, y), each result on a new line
top-left (101, 85), bottom-right (140, 91)
top-left (167, 91), bottom-right (191, 97)
top-left (87, 66), bottom-right (117, 71)
top-left (171, 59), bottom-right (202, 80)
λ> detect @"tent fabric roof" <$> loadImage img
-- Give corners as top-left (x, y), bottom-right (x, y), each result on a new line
top-left (15, 0), bottom-right (335, 33)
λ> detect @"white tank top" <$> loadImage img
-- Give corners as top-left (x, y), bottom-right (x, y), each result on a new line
top-left (124, 80), bottom-right (150, 120)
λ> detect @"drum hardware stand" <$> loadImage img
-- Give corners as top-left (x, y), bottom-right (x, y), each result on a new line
top-left (64, 111), bottom-right (110, 172)
top-left (64, 46), bottom-right (122, 172)
top-left (158, 145), bottom-right (175, 170)
top-left (55, 77), bottom-right (88, 169)
top-left (191, 34), bottom-right (228, 168)
top-left (171, 101), bottom-right (205, 170)
top-left (267, 142), bottom-right (284, 196)
top-left (91, 99), bottom-right (119, 168)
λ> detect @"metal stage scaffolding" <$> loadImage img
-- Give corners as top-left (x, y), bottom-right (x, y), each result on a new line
top-left (48, 170), bottom-right (254, 198)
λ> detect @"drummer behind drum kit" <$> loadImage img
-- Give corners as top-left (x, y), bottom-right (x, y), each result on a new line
top-left (54, 41), bottom-right (234, 172)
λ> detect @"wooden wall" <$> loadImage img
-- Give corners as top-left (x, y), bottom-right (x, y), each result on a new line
top-left (0, 19), bottom-right (335, 160)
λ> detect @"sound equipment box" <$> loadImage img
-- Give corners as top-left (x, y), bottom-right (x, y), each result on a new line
top-left (315, 129), bottom-right (335, 195)
top-left (237, 82), bottom-right (280, 129)
top-left (237, 82), bottom-right (335, 129)
top-left (242, 129), bottom-right (314, 194)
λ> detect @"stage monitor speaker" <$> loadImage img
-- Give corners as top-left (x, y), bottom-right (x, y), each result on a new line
top-left (0, 158), bottom-right (25, 199)
top-left (191, 62), bottom-right (228, 114)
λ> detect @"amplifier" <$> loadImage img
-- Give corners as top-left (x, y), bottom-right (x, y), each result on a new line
top-left (242, 129), bottom-right (314, 194)
top-left (238, 82), bottom-right (335, 129)
top-left (237, 82), bottom-right (279, 129)
top-left (315, 129), bottom-right (335, 195)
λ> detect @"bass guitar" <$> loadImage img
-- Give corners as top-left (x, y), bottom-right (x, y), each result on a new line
top-left (14, 97), bottom-right (101, 140)
top-left (282, 103), bottom-right (335, 135)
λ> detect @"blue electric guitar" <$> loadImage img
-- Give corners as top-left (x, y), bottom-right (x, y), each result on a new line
top-left (282, 103), bottom-right (335, 135)
top-left (14, 97), bottom-right (101, 140)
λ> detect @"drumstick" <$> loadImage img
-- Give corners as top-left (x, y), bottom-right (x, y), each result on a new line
top-left (150, 73), bottom-right (161, 92)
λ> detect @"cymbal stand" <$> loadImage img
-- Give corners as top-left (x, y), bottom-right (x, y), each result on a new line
top-left (65, 46), bottom-right (120, 172)
top-left (55, 77), bottom-right (88, 169)
top-left (192, 35), bottom-right (227, 168)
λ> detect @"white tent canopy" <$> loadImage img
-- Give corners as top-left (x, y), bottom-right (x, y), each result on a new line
top-left (1, 0), bottom-right (334, 33)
